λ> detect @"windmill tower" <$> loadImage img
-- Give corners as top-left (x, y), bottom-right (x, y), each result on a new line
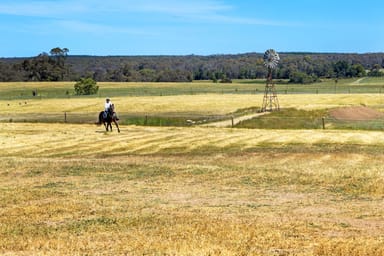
top-left (261, 49), bottom-right (280, 112)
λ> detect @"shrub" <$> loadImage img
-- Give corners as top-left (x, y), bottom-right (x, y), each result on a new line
top-left (289, 71), bottom-right (318, 84)
top-left (74, 78), bottom-right (99, 95)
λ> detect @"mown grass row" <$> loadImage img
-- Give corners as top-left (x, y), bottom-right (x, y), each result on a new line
top-left (3, 123), bottom-right (384, 157)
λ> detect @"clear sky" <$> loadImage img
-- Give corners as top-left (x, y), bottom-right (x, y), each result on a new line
top-left (1, 0), bottom-right (384, 57)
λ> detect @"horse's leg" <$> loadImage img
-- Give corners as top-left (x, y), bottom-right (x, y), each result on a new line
top-left (113, 120), bottom-right (120, 133)
top-left (108, 122), bottom-right (112, 131)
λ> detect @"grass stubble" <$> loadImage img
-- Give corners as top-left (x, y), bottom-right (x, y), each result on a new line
top-left (1, 78), bottom-right (384, 255)
top-left (0, 123), bottom-right (383, 255)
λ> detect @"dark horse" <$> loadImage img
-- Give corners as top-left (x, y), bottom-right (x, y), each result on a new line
top-left (98, 104), bottom-right (120, 132)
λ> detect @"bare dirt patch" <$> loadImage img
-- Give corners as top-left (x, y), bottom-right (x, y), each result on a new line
top-left (329, 106), bottom-right (384, 120)
top-left (200, 112), bottom-right (269, 127)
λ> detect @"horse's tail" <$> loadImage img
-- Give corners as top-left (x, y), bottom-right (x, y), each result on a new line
top-left (96, 111), bottom-right (103, 125)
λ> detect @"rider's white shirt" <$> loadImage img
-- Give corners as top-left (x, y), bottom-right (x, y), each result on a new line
top-left (105, 102), bottom-right (112, 111)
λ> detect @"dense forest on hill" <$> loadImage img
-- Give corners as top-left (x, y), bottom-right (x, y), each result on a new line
top-left (1, 49), bottom-right (384, 83)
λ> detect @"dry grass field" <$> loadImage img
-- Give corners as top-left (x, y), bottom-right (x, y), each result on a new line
top-left (3, 93), bottom-right (384, 114)
top-left (1, 122), bottom-right (384, 255)
top-left (3, 93), bottom-right (384, 125)
top-left (1, 81), bottom-right (384, 255)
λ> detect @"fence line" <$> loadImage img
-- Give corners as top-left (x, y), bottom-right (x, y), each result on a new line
top-left (3, 86), bottom-right (384, 101)
top-left (2, 112), bottom-right (384, 131)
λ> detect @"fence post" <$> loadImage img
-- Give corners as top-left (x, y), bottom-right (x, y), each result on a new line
top-left (64, 112), bottom-right (67, 123)
top-left (322, 117), bottom-right (325, 129)
top-left (144, 115), bottom-right (148, 126)
top-left (231, 115), bottom-right (234, 127)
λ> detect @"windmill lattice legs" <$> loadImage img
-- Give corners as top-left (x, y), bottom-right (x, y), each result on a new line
top-left (261, 83), bottom-right (279, 112)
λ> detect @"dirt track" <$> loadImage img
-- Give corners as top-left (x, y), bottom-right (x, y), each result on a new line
top-left (200, 112), bottom-right (269, 127)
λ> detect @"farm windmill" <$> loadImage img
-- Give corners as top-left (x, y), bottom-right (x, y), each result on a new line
top-left (261, 49), bottom-right (280, 112)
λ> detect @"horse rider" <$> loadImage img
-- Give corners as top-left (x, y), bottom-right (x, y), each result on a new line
top-left (105, 97), bottom-right (112, 113)
top-left (104, 98), bottom-right (119, 120)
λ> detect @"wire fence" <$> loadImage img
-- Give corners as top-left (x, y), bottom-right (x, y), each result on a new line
top-left (0, 112), bottom-right (228, 126)
top-left (325, 117), bottom-right (384, 130)
top-left (3, 85), bottom-right (384, 101)
top-left (234, 115), bottom-right (384, 130)
top-left (2, 112), bottom-right (384, 131)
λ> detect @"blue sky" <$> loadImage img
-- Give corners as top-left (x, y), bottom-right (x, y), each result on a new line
top-left (1, 0), bottom-right (383, 57)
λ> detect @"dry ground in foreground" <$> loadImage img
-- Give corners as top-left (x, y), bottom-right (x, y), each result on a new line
top-left (1, 123), bottom-right (384, 255)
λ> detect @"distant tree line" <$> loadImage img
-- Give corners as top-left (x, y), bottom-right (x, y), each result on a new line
top-left (1, 49), bottom-right (384, 83)
top-left (0, 47), bottom-right (69, 82)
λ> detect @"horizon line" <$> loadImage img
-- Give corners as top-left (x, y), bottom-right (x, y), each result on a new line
top-left (2, 51), bottom-right (384, 59)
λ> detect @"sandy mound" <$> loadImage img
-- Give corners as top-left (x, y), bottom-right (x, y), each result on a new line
top-left (329, 106), bottom-right (384, 120)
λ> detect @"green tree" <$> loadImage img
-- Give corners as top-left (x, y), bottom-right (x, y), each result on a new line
top-left (289, 71), bottom-right (318, 84)
top-left (21, 47), bottom-right (69, 81)
top-left (74, 78), bottom-right (99, 95)
top-left (50, 47), bottom-right (69, 57)
top-left (333, 60), bottom-right (350, 78)
top-left (50, 47), bottom-right (68, 66)
top-left (350, 64), bottom-right (366, 77)
top-left (368, 64), bottom-right (384, 77)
